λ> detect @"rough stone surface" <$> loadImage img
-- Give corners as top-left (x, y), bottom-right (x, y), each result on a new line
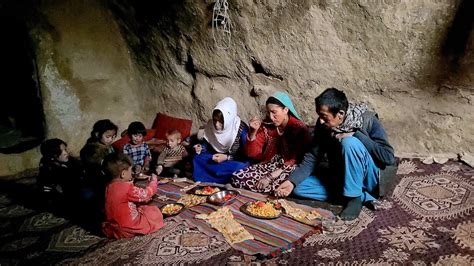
top-left (0, 0), bottom-right (472, 176)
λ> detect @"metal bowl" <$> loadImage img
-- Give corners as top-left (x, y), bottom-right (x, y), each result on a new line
top-left (207, 190), bottom-right (240, 206)
top-left (160, 203), bottom-right (185, 217)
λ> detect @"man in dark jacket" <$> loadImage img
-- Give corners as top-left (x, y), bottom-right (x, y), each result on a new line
top-left (275, 88), bottom-right (396, 220)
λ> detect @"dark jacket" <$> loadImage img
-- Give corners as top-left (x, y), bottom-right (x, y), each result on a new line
top-left (290, 111), bottom-right (397, 196)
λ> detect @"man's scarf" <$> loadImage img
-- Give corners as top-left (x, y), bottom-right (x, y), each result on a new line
top-left (333, 102), bottom-right (368, 133)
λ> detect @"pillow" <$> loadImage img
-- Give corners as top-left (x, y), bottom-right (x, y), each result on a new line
top-left (112, 129), bottom-right (156, 151)
top-left (152, 113), bottom-right (192, 140)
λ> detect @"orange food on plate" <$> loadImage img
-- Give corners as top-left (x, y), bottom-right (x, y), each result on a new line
top-left (195, 186), bottom-right (220, 195)
top-left (247, 201), bottom-right (281, 217)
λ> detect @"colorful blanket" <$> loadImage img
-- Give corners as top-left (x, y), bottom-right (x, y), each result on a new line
top-left (152, 181), bottom-right (334, 257)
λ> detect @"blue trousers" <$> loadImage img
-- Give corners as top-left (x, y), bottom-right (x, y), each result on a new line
top-left (293, 136), bottom-right (379, 202)
top-left (193, 152), bottom-right (249, 184)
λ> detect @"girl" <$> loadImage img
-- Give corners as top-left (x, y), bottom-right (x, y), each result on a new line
top-left (79, 119), bottom-right (118, 219)
top-left (231, 91), bottom-right (310, 194)
top-left (102, 152), bottom-right (164, 239)
top-left (193, 97), bottom-right (249, 184)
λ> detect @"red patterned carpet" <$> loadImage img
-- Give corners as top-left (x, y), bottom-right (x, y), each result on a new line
top-left (0, 159), bottom-right (472, 265)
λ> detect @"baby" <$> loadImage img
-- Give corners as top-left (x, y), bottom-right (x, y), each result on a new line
top-left (156, 129), bottom-right (188, 177)
top-left (123, 121), bottom-right (151, 175)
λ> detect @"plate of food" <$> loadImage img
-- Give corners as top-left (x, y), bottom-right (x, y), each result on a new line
top-left (160, 203), bottom-right (185, 217)
top-left (240, 201), bottom-right (282, 219)
top-left (177, 194), bottom-right (207, 207)
top-left (191, 186), bottom-right (221, 196)
top-left (207, 190), bottom-right (240, 206)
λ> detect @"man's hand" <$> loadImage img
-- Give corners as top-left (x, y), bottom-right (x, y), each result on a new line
top-left (334, 132), bottom-right (354, 140)
top-left (212, 153), bottom-right (228, 163)
top-left (275, 180), bottom-right (294, 198)
top-left (256, 175), bottom-right (271, 190)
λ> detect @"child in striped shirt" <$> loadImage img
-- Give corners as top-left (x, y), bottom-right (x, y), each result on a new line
top-left (156, 129), bottom-right (188, 177)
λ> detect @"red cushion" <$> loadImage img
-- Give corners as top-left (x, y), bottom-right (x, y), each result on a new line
top-left (152, 113), bottom-right (192, 140)
top-left (112, 129), bottom-right (156, 151)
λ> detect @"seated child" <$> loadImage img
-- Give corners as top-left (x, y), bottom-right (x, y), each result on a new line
top-left (38, 138), bottom-right (83, 210)
top-left (123, 121), bottom-right (151, 175)
top-left (80, 119), bottom-right (118, 200)
top-left (102, 152), bottom-right (165, 239)
top-left (156, 129), bottom-right (189, 177)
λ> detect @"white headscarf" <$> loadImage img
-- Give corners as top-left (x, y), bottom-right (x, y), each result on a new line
top-left (203, 97), bottom-right (241, 153)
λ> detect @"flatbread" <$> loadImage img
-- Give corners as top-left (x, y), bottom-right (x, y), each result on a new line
top-left (196, 207), bottom-right (254, 244)
top-left (277, 199), bottom-right (322, 221)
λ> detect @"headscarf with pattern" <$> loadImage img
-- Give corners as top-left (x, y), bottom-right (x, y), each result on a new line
top-left (333, 102), bottom-right (368, 133)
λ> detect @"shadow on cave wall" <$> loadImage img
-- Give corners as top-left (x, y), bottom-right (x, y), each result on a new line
top-left (434, 0), bottom-right (474, 88)
top-left (107, 0), bottom-right (192, 70)
top-left (0, 2), bottom-right (45, 154)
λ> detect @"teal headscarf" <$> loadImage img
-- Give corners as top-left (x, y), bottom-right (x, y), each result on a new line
top-left (268, 91), bottom-right (302, 121)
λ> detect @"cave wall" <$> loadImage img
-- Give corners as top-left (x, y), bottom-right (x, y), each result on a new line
top-left (0, 0), bottom-right (472, 176)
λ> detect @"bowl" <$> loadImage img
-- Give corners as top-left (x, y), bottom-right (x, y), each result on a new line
top-left (207, 190), bottom-right (240, 206)
top-left (160, 203), bottom-right (185, 217)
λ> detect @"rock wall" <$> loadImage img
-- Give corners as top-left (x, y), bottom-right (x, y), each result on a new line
top-left (0, 0), bottom-right (472, 176)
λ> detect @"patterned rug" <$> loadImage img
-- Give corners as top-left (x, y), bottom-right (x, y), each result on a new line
top-left (0, 159), bottom-right (472, 265)
top-left (147, 182), bottom-right (330, 257)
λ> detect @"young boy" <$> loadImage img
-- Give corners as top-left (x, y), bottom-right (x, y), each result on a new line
top-left (123, 121), bottom-right (151, 175)
top-left (156, 129), bottom-right (188, 177)
top-left (102, 152), bottom-right (164, 239)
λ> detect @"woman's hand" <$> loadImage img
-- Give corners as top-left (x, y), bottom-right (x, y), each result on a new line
top-left (274, 180), bottom-right (294, 197)
top-left (248, 116), bottom-right (262, 141)
top-left (256, 175), bottom-right (271, 190)
top-left (212, 153), bottom-right (228, 163)
top-left (269, 169), bottom-right (283, 179)
top-left (193, 144), bottom-right (202, 154)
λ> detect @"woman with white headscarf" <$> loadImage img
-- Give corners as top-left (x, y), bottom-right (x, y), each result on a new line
top-left (193, 97), bottom-right (249, 183)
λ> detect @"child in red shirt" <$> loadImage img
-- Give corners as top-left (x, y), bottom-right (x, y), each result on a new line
top-left (101, 152), bottom-right (164, 239)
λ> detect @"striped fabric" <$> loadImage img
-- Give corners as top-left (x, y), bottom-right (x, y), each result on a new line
top-left (157, 145), bottom-right (187, 166)
top-left (152, 182), bottom-right (333, 257)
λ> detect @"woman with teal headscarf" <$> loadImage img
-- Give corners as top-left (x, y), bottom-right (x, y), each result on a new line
top-left (231, 91), bottom-right (311, 194)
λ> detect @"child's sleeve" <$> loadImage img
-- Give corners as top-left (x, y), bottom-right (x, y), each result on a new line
top-left (145, 143), bottom-right (151, 159)
top-left (127, 178), bottom-right (158, 202)
top-left (157, 148), bottom-right (167, 166)
top-left (123, 144), bottom-right (131, 156)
